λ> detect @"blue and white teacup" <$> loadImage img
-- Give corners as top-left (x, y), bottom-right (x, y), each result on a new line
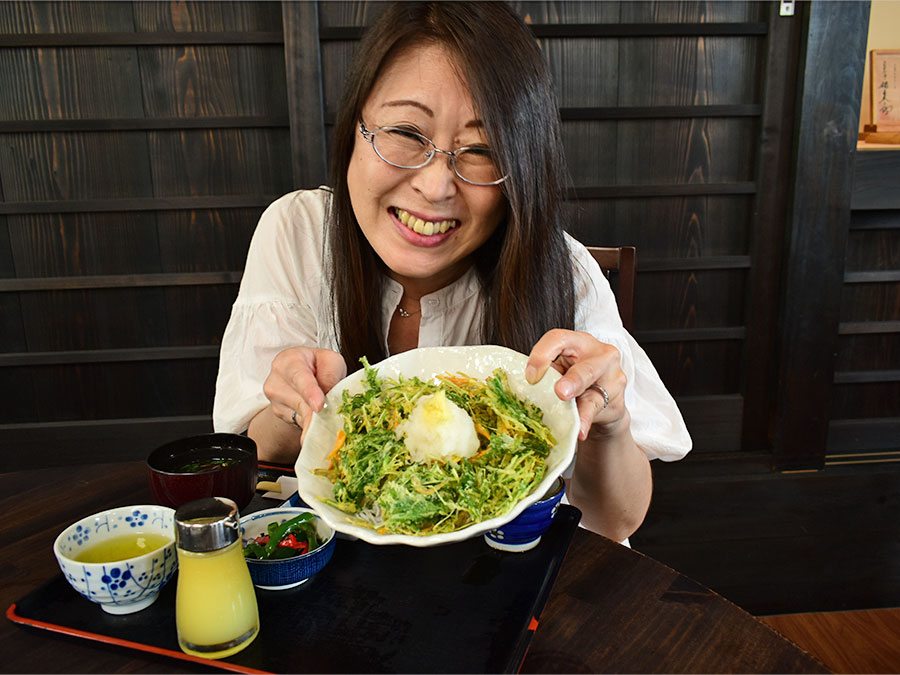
top-left (53, 505), bottom-right (177, 614)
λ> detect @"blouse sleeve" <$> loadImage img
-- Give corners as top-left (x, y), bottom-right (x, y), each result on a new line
top-left (568, 237), bottom-right (692, 462)
top-left (213, 190), bottom-right (329, 434)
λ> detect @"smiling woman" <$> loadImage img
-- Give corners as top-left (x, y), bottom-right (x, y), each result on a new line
top-left (212, 1), bottom-right (691, 544)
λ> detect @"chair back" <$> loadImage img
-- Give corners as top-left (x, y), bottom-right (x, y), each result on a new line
top-left (586, 246), bottom-right (636, 332)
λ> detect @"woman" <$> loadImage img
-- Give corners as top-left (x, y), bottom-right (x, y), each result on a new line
top-left (214, 2), bottom-right (691, 543)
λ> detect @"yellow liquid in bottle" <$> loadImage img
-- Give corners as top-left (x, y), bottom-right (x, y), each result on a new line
top-left (175, 539), bottom-right (259, 659)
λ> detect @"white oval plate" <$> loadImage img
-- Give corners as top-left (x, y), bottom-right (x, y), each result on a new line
top-left (296, 345), bottom-right (578, 547)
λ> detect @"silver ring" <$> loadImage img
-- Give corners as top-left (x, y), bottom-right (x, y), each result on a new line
top-left (589, 384), bottom-right (610, 411)
top-left (291, 409), bottom-right (301, 428)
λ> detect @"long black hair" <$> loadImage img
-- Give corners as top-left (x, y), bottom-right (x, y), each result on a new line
top-left (327, 1), bottom-right (575, 366)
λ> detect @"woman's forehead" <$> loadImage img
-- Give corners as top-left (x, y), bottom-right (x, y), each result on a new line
top-left (364, 42), bottom-right (476, 121)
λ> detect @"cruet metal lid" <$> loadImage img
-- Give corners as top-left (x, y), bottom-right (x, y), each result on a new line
top-left (175, 496), bottom-right (241, 552)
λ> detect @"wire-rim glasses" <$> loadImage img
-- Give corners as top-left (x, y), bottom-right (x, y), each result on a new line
top-left (359, 121), bottom-right (507, 186)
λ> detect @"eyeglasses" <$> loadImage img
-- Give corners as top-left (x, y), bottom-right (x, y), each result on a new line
top-left (359, 121), bottom-right (507, 186)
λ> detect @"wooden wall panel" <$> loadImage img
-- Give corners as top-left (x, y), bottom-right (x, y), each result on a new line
top-left (0, 0), bottom-right (293, 468)
top-left (616, 37), bottom-right (760, 105)
top-left (131, 1), bottom-right (282, 32)
top-left (319, 40), bottom-right (359, 119)
top-left (561, 121), bottom-right (618, 186)
top-left (637, 270), bottom-right (747, 331)
top-left (565, 197), bottom-right (753, 258)
top-left (619, 1), bottom-right (761, 22)
top-left (836, 334), bottom-right (900, 372)
top-left (0, 132), bottom-right (152, 200)
top-left (136, 46), bottom-right (286, 117)
top-left (846, 228), bottom-right (900, 272)
top-left (17, 359), bottom-right (219, 422)
top-left (163, 285), bottom-right (238, 346)
top-left (9, 212), bottom-right (160, 276)
top-left (541, 38), bottom-right (619, 107)
top-left (317, 2), bottom-right (386, 27)
top-left (156, 209), bottom-right (257, 273)
top-left (841, 282), bottom-right (900, 322)
top-left (643, 341), bottom-right (743, 394)
top-left (0, 213), bottom-right (15, 274)
top-left (610, 118), bottom-right (758, 184)
top-left (19, 288), bottom-right (167, 350)
top-left (0, 295), bottom-right (26, 352)
top-left (0, 46), bottom-right (144, 119)
top-left (0, 2), bottom-right (134, 33)
top-left (831, 383), bottom-right (900, 420)
top-left (831, 150), bottom-right (900, 462)
top-left (147, 129), bottom-right (291, 196)
top-left (0, 368), bottom-right (36, 424)
top-left (509, 2), bottom-right (620, 24)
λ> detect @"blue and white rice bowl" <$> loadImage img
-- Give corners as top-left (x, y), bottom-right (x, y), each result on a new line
top-left (484, 476), bottom-right (566, 552)
top-left (240, 507), bottom-right (336, 590)
top-left (53, 504), bottom-right (177, 614)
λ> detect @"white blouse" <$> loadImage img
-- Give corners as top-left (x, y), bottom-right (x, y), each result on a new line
top-left (213, 188), bottom-right (691, 463)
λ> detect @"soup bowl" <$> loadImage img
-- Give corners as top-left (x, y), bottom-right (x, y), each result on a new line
top-left (53, 504), bottom-right (177, 614)
top-left (147, 433), bottom-right (258, 511)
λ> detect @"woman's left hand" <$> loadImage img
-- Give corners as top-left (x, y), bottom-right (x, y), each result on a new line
top-left (526, 329), bottom-right (628, 441)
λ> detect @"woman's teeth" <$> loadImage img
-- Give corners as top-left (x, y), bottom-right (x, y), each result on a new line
top-left (394, 208), bottom-right (457, 236)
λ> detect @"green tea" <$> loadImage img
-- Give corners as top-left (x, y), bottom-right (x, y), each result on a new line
top-left (75, 532), bottom-right (172, 563)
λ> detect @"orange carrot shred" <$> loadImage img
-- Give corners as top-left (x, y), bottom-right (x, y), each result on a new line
top-left (327, 429), bottom-right (346, 463)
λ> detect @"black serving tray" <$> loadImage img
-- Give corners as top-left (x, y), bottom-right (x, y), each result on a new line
top-left (9, 503), bottom-right (581, 674)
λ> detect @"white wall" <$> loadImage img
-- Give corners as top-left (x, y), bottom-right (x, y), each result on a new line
top-left (860, 0), bottom-right (900, 131)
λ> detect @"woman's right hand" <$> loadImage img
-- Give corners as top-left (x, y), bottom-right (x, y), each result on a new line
top-left (262, 347), bottom-right (347, 443)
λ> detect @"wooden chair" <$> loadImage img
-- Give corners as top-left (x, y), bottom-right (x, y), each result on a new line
top-left (586, 246), bottom-right (636, 332)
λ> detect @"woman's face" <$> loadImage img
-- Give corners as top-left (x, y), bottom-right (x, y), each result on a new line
top-left (347, 42), bottom-right (507, 295)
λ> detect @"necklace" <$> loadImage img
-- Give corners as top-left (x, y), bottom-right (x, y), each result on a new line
top-left (397, 306), bottom-right (421, 318)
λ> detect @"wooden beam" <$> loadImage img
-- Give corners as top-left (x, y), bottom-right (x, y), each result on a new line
top-left (0, 272), bottom-right (241, 292)
top-left (0, 31), bottom-right (283, 46)
top-left (741, 1), bottom-right (803, 452)
top-left (570, 183), bottom-right (755, 199)
top-left (0, 195), bottom-right (274, 215)
top-left (282, 1), bottom-right (327, 189)
top-left (0, 117), bottom-right (288, 133)
top-left (318, 23), bottom-right (769, 41)
top-left (559, 105), bottom-right (761, 120)
top-left (773, 1), bottom-right (871, 470)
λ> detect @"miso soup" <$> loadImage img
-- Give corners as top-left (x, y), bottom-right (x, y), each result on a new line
top-left (176, 457), bottom-right (241, 473)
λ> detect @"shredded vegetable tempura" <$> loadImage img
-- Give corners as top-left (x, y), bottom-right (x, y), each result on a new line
top-left (313, 358), bottom-right (556, 535)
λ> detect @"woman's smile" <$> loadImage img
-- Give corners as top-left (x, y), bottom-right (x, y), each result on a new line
top-left (390, 207), bottom-right (460, 247)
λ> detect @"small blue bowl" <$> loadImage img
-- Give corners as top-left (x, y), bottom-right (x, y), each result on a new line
top-left (484, 476), bottom-right (566, 552)
top-left (240, 507), bottom-right (336, 590)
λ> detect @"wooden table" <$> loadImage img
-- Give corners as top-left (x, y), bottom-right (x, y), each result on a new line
top-left (0, 461), bottom-right (827, 673)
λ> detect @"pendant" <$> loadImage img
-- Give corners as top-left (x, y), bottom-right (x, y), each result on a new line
top-left (397, 307), bottom-right (411, 318)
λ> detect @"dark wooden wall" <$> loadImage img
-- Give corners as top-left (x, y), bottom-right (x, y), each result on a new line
top-left (827, 149), bottom-right (900, 464)
top-left (0, 2), bottom-right (291, 467)
top-left (0, 1), bottom-right (885, 473)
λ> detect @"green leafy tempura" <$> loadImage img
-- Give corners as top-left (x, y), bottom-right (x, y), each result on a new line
top-left (313, 358), bottom-right (556, 535)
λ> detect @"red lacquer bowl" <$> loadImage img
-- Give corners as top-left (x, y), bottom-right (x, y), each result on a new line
top-left (146, 433), bottom-right (258, 511)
